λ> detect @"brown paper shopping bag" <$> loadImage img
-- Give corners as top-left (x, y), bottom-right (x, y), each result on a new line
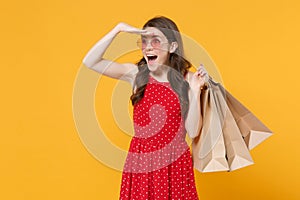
top-left (192, 77), bottom-right (272, 173)
top-left (192, 86), bottom-right (229, 172)
top-left (224, 88), bottom-right (273, 150)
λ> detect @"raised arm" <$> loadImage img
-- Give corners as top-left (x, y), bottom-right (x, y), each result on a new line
top-left (185, 65), bottom-right (209, 138)
top-left (82, 22), bottom-right (147, 85)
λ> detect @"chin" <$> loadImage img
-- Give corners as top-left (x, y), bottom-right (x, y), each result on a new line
top-left (147, 63), bottom-right (163, 72)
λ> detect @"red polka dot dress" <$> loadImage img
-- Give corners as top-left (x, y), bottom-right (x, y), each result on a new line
top-left (119, 74), bottom-right (199, 200)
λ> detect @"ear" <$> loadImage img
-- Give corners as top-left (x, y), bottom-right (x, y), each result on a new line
top-left (169, 42), bottom-right (178, 53)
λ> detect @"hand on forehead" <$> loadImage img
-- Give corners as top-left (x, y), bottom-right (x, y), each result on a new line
top-left (141, 31), bottom-right (157, 37)
top-left (141, 27), bottom-right (165, 38)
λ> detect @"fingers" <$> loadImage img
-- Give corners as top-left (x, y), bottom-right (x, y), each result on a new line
top-left (141, 31), bottom-right (155, 36)
top-left (196, 64), bottom-right (207, 76)
top-left (117, 22), bottom-right (155, 35)
top-left (128, 29), bottom-right (155, 36)
top-left (127, 28), bottom-right (148, 34)
top-left (117, 22), bottom-right (148, 34)
top-left (134, 29), bottom-right (147, 33)
top-left (196, 64), bottom-right (209, 83)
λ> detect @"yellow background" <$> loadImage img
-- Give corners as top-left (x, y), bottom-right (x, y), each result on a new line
top-left (1, 0), bottom-right (299, 199)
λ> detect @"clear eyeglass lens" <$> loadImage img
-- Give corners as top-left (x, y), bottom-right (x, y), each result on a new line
top-left (137, 38), bottom-right (162, 49)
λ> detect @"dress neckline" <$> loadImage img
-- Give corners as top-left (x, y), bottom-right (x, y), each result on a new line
top-left (149, 74), bottom-right (170, 84)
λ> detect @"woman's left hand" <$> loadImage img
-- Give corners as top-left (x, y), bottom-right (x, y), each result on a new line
top-left (190, 64), bottom-right (209, 92)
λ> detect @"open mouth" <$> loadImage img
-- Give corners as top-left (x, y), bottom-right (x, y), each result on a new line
top-left (146, 55), bottom-right (158, 64)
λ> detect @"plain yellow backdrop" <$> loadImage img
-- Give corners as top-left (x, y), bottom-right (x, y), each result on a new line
top-left (1, 0), bottom-right (300, 199)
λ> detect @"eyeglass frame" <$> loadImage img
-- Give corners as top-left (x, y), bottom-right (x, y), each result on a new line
top-left (136, 37), bottom-right (170, 50)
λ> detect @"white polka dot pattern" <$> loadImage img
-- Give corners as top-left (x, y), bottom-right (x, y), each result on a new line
top-left (119, 74), bottom-right (199, 199)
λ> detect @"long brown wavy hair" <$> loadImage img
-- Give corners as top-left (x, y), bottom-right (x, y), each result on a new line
top-left (130, 16), bottom-right (192, 119)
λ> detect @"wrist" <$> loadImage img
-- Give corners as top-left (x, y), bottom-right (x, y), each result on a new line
top-left (111, 23), bottom-right (124, 35)
top-left (111, 26), bottom-right (121, 35)
top-left (190, 86), bottom-right (201, 93)
top-left (189, 88), bottom-right (201, 98)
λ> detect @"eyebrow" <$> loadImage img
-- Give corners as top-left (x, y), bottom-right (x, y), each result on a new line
top-left (141, 34), bottom-right (161, 39)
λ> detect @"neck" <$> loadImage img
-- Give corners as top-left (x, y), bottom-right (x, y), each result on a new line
top-left (150, 66), bottom-right (169, 81)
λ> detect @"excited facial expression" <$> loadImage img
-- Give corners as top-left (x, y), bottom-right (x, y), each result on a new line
top-left (139, 27), bottom-right (171, 73)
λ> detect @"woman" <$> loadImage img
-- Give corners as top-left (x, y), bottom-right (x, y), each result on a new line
top-left (83, 16), bottom-right (209, 200)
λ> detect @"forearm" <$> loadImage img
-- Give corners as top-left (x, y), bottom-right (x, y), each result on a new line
top-left (185, 88), bottom-right (202, 138)
top-left (82, 26), bottom-right (120, 68)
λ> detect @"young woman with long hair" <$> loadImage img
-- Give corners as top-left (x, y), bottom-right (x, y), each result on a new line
top-left (83, 16), bottom-right (209, 200)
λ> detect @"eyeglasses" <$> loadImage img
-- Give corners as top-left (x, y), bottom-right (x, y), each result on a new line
top-left (137, 37), bottom-right (169, 50)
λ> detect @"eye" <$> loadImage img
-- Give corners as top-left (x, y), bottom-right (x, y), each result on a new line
top-left (152, 38), bottom-right (161, 45)
top-left (141, 38), bottom-right (147, 45)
